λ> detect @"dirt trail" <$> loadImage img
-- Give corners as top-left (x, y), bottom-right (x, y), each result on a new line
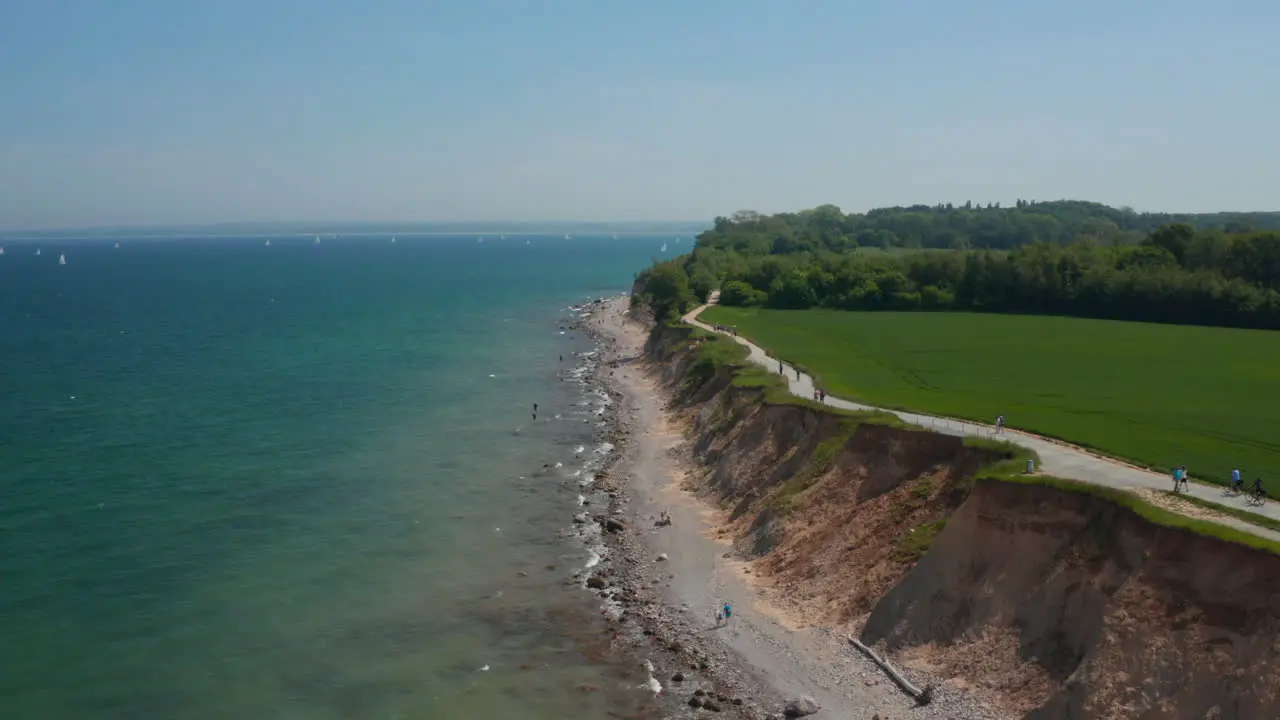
top-left (600, 300), bottom-right (1002, 719)
top-left (685, 303), bottom-right (1280, 543)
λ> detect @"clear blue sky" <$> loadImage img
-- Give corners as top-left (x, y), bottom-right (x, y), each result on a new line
top-left (1, 0), bottom-right (1276, 228)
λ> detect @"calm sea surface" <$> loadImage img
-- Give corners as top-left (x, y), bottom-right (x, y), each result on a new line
top-left (0, 233), bottom-right (676, 718)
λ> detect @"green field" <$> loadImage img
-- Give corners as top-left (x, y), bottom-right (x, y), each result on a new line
top-left (701, 307), bottom-right (1280, 484)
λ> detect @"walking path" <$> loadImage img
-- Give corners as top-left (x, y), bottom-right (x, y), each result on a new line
top-left (683, 301), bottom-right (1280, 544)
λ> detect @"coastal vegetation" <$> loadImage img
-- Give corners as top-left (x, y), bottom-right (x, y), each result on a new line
top-left (633, 200), bottom-right (1280, 330)
top-left (701, 306), bottom-right (1280, 486)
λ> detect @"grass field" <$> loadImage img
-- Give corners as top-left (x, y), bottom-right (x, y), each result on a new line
top-left (700, 307), bottom-right (1280, 485)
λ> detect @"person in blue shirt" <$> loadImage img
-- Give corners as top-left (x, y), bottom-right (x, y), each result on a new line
top-left (1232, 468), bottom-right (1242, 492)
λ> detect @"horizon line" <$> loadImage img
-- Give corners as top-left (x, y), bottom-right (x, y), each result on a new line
top-left (0, 219), bottom-right (711, 235)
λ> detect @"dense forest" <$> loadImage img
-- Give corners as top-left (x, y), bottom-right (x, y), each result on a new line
top-left (634, 201), bottom-right (1280, 330)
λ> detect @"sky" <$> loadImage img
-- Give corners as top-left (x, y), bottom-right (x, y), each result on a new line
top-left (1, 0), bottom-right (1276, 229)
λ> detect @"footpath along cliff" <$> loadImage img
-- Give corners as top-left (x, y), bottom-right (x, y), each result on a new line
top-left (646, 320), bottom-right (1280, 719)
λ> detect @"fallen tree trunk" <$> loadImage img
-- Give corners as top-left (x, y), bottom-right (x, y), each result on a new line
top-left (848, 636), bottom-right (933, 705)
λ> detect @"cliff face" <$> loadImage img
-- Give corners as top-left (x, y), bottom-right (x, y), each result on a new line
top-left (649, 322), bottom-right (1280, 720)
top-left (867, 479), bottom-right (1280, 719)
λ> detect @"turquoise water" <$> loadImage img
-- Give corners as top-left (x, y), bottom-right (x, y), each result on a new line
top-left (0, 235), bottom-right (667, 718)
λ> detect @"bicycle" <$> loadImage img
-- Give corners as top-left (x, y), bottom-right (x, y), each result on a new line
top-left (1247, 487), bottom-right (1267, 505)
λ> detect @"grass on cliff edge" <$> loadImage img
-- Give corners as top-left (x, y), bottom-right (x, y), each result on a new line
top-left (670, 321), bottom-right (1280, 556)
top-left (674, 322), bottom-right (902, 424)
top-left (700, 307), bottom-right (1280, 486)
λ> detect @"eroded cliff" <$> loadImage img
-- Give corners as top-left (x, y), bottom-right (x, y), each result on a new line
top-left (649, 321), bottom-right (1280, 720)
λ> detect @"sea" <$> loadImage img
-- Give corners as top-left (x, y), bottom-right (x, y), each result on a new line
top-left (0, 232), bottom-right (678, 719)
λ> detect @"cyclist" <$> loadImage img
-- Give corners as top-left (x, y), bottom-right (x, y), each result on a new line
top-left (1252, 477), bottom-right (1265, 503)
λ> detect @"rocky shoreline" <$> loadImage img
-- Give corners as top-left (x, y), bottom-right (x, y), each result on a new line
top-left (566, 296), bottom-right (803, 719)
top-left (562, 296), bottom-right (1011, 720)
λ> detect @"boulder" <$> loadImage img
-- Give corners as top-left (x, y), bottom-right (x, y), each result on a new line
top-left (783, 696), bottom-right (821, 717)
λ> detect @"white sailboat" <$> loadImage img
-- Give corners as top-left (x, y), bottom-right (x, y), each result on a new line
top-left (525, 239), bottom-right (531, 245)
top-left (59, 252), bottom-right (66, 266)
top-left (676, 236), bottom-right (681, 243)
top-left (660, 242), bottom-right (667, 252)
top-left (35, 248), bottom-right (41, 256)
top-left (564, 233), bottom-right (571, 240)
top-left (500, 233), bottom-right (505, 240)
top-left (315, 235), bottom-right (321, 245)
top-left (391, 236), bottom-right (397, 244)
top-left (478, 236), bottom-right (484, 243)
top-left (265, 239), bottom-right (271, 247)
top-left (0, 247), bottom-right (5, 255)
top-left (114, 241), bottom-right (120, 249)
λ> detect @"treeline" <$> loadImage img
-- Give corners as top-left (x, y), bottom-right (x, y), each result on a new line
top-left (696, 201), bottom-right (1280, 253)
top-left (633, 205), bottom-right (1280, 331)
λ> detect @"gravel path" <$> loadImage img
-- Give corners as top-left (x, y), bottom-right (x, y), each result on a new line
top-left (685, 301), bottom-right (1280, 544)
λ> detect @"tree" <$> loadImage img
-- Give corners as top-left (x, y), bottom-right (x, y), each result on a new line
top-left (678, 203), bottom-right (1280, 331)
top-left (1144, 223), bottom-right (1195, 266)
top-left (720, 280), bottom-right (765, 307)
top-left (642, 262), bottom-right (696, 321)
top-left (767, 269), bottom-right (817, 309)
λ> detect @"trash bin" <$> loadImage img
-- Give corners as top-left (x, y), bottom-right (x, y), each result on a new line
top-left (1026, 459), bottom-right (1035, 474)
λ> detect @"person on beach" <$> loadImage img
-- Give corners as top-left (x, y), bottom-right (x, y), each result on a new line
top-left (795, 368), bottom-right (800, 381)
top-left (995, 415), bottom-right (1005, 433)
top-left (1179, 466), bottom-right (1190, 492)
top-left (819, 390), bottom-right (826, 403)
top-left (532, 403), bottom-right (538, 420)
top-left (722, 602), bottom-right (732, 624)
top-left (778, 362), bottom-right (783, 374)
top-left (1172, 466), bottom-right (1183, 492)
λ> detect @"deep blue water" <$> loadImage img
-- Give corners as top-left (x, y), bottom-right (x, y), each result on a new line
top-left (0, 234), bottom-right (674, 718)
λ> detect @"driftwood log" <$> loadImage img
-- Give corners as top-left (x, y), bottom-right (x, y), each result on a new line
top-left (847, 636), bottom-right (934, 705)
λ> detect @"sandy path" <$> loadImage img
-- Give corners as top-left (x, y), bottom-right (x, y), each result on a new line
top-left (684, 303), bottom-right (1280, 544)
top-left (598, 299), bottom-right (1001, 719)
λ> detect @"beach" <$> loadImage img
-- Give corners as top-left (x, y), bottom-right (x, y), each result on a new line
top-left (578, 296), bottom-right (1005, 719)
